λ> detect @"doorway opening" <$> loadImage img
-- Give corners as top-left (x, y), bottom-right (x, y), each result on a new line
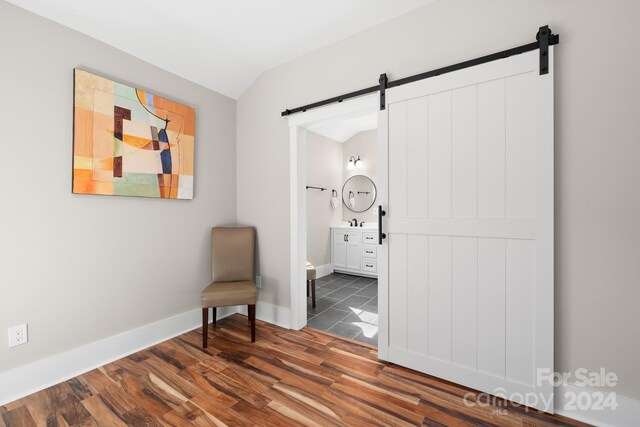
top-left (287, 94), bottom-right (379, 346)
top-left (305, 113), bottom-right (379, 345)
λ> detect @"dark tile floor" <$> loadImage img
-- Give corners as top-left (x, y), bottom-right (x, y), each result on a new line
top-left (307, 273), bottom-right (378, 346)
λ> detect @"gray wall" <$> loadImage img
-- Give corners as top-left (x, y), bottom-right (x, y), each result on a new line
top-left (342, 130), bottom-right (378, 223)
top-left (306, 131), bottom-right (343, 267)
top-left (0, 1), bottom-right (237, 372)
top-left (237, 0), bottom-right (640, 400)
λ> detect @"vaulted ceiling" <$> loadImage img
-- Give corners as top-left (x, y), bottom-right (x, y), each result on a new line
top-left (7, 0), bottom-right (433, 98)
top-left (309, 114), bottom-right (378, 143)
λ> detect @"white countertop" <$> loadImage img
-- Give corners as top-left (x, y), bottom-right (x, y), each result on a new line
top-left (331, 223), bottom-right (378, 230)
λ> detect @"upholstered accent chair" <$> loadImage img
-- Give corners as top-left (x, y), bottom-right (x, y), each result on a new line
top-left (201, 227), bottom-right (257, 348)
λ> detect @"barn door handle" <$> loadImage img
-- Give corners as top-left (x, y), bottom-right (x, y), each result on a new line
top-left (378, 205), bottom-right (386, 244)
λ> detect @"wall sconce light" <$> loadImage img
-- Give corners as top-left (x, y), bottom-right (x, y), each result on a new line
top-left (348, 155), bottom-right (361, 169)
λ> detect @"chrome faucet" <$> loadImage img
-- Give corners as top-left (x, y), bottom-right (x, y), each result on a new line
top-left (351, 218), bottom-right (359, 227)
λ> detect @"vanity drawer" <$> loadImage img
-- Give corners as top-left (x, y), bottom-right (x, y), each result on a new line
top-left (362, 259), bottom-right (377, 273)
top-left (362, 232), bottom-right (377, 244)
top-left (362, 245), bottom-right (377, 259)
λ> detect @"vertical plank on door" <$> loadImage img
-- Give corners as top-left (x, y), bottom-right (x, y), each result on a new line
top-left (389, 102), bottom-right (407, 218)
top-left (428, 235), bottom-right (452, 362)
top-left (407, 234), bottom-right (429, 356)
top-left (478, 79), bottom-right (506, 219)
top-left (452, 236), bottom-right (478, 369)
top-left (506, 239), bottom-right (535, 385)
top-left (452, 85), bottom-right (478, 218)
top-left (407, 97), bottom-right (429, 218)
top-left (478, 237), bottom-right (506, 377)
top-left (389, 233), bottom-right (408, 350)
top-left (428, 91), bottom-right (452, 218)
top-left (506, 72), bottom-right (535, 219)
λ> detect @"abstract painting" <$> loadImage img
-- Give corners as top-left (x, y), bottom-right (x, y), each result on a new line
top-left (73, 69), bottom-right (195, 199)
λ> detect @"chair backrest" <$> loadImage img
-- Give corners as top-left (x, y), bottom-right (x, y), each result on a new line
top-left (211, 227), bottom-right (255, 283)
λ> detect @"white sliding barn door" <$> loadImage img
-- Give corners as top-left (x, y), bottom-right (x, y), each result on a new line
top-left (378, 48), bottom-right (554, 412)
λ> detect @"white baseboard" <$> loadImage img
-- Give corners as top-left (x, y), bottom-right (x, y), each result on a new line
top-left (238, 301), bottom-right (290, 329)
top-left (0, 306), bottom-right (237, 407)
top-left (555, 384), bottom-right (640, 427)
top-left (315, 264), bottom-right (333, 279)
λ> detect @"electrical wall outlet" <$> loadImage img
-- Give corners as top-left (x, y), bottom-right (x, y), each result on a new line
top-left (8, 324), bottom-right (28, 348)
top-left (256, 275), bottom-right (262, 289)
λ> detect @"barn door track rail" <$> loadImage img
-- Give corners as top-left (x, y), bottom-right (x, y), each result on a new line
top-left (281, 25), bottom-right (558, 116)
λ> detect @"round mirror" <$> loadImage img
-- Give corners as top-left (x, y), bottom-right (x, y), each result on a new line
top-left (342, 175), bottom-right (377, 213)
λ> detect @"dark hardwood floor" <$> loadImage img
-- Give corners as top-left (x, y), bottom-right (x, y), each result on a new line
top-left (1, 314), bottom-right (588, 426)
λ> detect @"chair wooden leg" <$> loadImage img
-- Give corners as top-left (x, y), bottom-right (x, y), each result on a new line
top-left (212, 307), bottom-right (217, 325)
top-left (311, 279), bottom-right (316, 308)
top-left (202, 308), bottom-right (208, 348)
top-left (248, 304), bottom-right (256, 342)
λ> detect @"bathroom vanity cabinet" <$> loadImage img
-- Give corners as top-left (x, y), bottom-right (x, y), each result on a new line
top-left (331, 227), bottom-right (378, 278)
